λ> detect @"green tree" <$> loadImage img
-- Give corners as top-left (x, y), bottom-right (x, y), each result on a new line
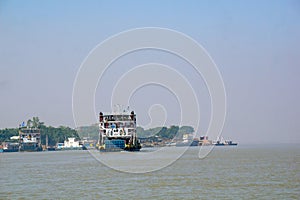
top-left (27, 119), bottom-right (32, 128)
top-left (165, 125), bottom-right (179, 139)
top-left (156, 127), bottom-right (168, 138)
top-left (32, 117), bottom-right (43, 128)
top-left (0, 128), bottom-right (18, 143)
top-left (176, 126), bottom-right (195, 139)
top-left (77, 124), bottom-right (99, 140)
top-left (0, 117), bottom-right (80, 146)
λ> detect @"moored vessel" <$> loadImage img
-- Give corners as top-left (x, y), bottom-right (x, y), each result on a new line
top-left (19, 127), bottom-right (42, 152)
top-left (214, 140), bottom-right (238, 146)
top-left (1, 142), bottom-right (19, 152)
top-left (55, 137), bottom-right (86, 150)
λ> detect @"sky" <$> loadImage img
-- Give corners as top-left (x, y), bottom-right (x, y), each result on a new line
top-left (0, 0), bottom-right (299, 144)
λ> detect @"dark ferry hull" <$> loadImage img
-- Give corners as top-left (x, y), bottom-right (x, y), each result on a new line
top-left (19, 143), bottom-right (42, 152)
top-left (215, 143), bottom-right (237, 146)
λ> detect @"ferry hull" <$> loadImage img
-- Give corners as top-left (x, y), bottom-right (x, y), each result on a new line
top-left (3, 149), bottom-right (19, 153)
top-left (19, 143), bottom-right (42, 152)
top-left (215, 143), bottom-right (237, 146)
top-left (99, 139), bottom-right (141, 152)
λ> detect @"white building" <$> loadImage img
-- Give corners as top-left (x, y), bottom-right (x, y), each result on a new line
top-left (64, 138), bottom-right (81, 148)
top-left (182, 133), bottom-right (193, 142)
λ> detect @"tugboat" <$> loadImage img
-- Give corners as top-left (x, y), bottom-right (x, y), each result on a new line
top-left (1, 142), bottom-right (19, 152)
top-left (19, 123), bottom-right (42, 152)
top-left (98, 108), bottom-right (141, 152)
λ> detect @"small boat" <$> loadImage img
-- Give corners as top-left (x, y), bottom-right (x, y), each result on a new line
top-left (55, 138), bottom-right (86, 150)
top-left (214, 137), bottom-right (237, 146)
top-left (2, 142), bottom-right (19, 152)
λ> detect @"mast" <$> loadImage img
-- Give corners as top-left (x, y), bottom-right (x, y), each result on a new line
top-left (46, 135), bottom-right (48, 149)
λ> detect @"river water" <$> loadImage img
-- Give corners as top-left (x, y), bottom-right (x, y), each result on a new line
top-left (0, 144), bottom-right (299, 199)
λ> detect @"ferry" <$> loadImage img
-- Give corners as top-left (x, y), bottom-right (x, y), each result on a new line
top-left (98, 109), bottom-right (141, 152)
top-left (19, 127), bottom-right (42, 152)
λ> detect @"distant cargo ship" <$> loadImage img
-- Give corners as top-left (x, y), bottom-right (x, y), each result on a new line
top-left (213, 137), bottom-right (237, 146)
top-left (214, 140), bottom-right (238, 146)
top-left (198, 136), bottom-right (238, 146)
top-left (98, 109), bottom-right (141, 152)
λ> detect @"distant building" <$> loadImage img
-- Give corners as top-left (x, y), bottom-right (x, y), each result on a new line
top-left (56, 137), bottom-right (83, 150)
top-left (183, 133), bottom-right (193, 142)
top-left (199, 136), bottom-right (213, 146)
top-left (64, 137), bottom-right (81, 148)
top-left (56, 143), bottom-right (64, 149)
top-left (10, 136), bottom-right (20, 140)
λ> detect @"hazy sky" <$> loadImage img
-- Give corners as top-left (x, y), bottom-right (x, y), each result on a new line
top-left (0, 0), bottom-right (299, 144)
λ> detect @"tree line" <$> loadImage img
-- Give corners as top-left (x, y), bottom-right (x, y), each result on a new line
top-left (78, 124), bottom-right (195, 139)
top-left (0, 117), bottom-right (79, 146)
top-left (1, 117), bottom-right (195, 145)
top-left (137, 125), bottom-right (194, 139)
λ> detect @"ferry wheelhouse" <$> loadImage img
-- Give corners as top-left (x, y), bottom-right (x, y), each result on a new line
top-left (98, 110), bottom-right (141, 151)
